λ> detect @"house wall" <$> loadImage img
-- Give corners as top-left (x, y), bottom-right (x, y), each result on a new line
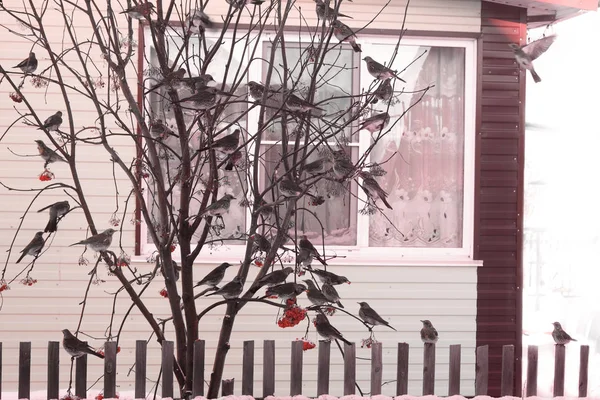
top-left (0, 0), bottom-right (481, 397)
top-left (475, 1), bottom-right (526, 395)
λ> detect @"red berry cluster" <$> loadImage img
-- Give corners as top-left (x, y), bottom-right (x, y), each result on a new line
top-left (159, 288), bottom-right (168, 298)
top-left (9, 92), bottom-right (23, 103)
top-left (20, 276), bottom-right (38, 286)
top-left (116, 257), bottom-right (129, 267)
top-left (170, 244), bottom-right (177, 252)
top-left (39, 169), bottom-right (55, 181)
top-left (254, 260), bottom-right (264, 267)
top-left (277, 298), bottom-right (306, 328)
top-left (296, 338), bottom-right (316, 351)
top-left (0, 283), bottom-right (9, 292)
top-left (361, 337), bottom-right (379, 349)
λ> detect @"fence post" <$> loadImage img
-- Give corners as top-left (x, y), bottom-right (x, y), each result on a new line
top-left (0, 342), bottom-right (3, 400)
top-left (422, 342), bottom-right (435, 395)
top-left (343, 342), bottom-right (356, 395)
top-left (579, 345), bottom-right (589, 398)
top-left (222, 378), bottom-right (234, 396)
top-left (18, 342), bottom-right (31, 400)
top-left (104, 342), bottom-right (117, 399)
top-left (370, 342), bottom-right (383, 396)
top-left (135, 340), bottom-right (147, 399)
top-left (448, 344), bottom-right (461, 396)
top-left (554, 344), bottom-right (566, 396)
top-left (526, 345), bottom-right (538, 396)
top-left (501, 344), bottom-right (515, 396)
top-left (396, 343), bottom-right (409, 395)
top-left (47, 341), bottom-right (60, 400)
top-left (193, 340), bottom-right (205, 397)
top-left (290, 341), bottom-right (303, 395)
top-left (75, 355), bottom-right (87, 399)
top-left (317, 340), bottom-right (331, 396)
top-left (162, 341), bottom-right (174, 399)
top-left (475, 345), bottom-right (489, 395)
top-left (242, 340), bottom-right (254, 396)
top-left (263, 340), bottom-right (275, 397)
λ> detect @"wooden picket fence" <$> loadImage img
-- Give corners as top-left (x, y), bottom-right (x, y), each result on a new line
top-left (0, 341), bottom-right (591, 399)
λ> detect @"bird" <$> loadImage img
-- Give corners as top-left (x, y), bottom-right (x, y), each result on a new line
top-left (304, 266), bottom-right (350, 285)
top-left (322, 282), bottom-right (344, 308)
top-left (359, 171), bottom-right (392, 209)
top-left (120, 2), bottom-right (154, 19)
top-left (332, 150), bottom-right (355, 180)
top-left (509, 35), bottom-right (557, 83)
top-left (250, 233), bottom-right (271, 254)
top-left (16, 231), bottom-right (45, 264)
top-left (552, 321), bottom-right (577, 345)
top-left (359, 112), bottom-right (390, 133)
top-left (265, 282), bottom-right (307, 300)
top-left (178, 87), bottom-right (229, 111)
top-left (69, 228), bottom-right (116, 252)
top-left (194, 262), bottom-right (232, 288)
top-left (35, 140), bottom-right (67, 168)
top-left (363, 56), bottom-right (406, 82)
top-left (279, 178), bottom-right (305, 198)
top-left (254, 267), bottom-right (294, 289)
top-left (37, 200), bottom-right (70, 233)
top-left (224, 150), bottom-right (243, 171)
top-left (303, 157), bottom-right (333, 175)
top-left (247, 81), bottom-right (267, 100)
top-left (331, 20), bottom-right (361, 52)
top-left (314, 313), bottom-right (351, 345)
top-left (205, 276), bottom-right (244, 299)
top-left (186, 9), bottom-right (213, 33)
top-left (198, 194), bottom-right (235, 218)
top-left (299, 236), bottom-right (327, 266)
top-left (226, 0), bottom-right (265, 9)
top-left (304, 279), bottom-right (330, 306)
top-left (284, 92), bottom-right (324, 113)
top-left (420, 319), bottom-right (439, 343)
top-left (148, 68), bottom-right (187, 93)
top-left (38, 111), bottom-right (63, 132)
top-left (372, 78), bottom-right (393, 104)
top-left (199, 129), bottom-right (240, 155)
top-left (358, 302), bottom-right (396, 330)
top-left (13, 52), bottom-right (38, 74)
top-left (62, 329), bottom-right (104, 359)
top-left (149, 119), bottom-right (175, 139)
top-left (181, 74), bottom-right (215, 93)
top-left (315, 0), bottom-right (352, 21)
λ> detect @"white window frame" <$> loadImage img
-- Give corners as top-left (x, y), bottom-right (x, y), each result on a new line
top-left (139, 27), bottom-right (478, 266)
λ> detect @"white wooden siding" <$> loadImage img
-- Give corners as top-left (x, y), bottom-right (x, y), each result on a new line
top-left (0, 0), bottom-right (478, 396)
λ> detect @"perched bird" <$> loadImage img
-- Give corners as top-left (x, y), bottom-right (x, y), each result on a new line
top-left (372, 78), bottom-right (393, 104)
top-left (299, 236), bottom-right (327, 266)
top-left (256, 199), bottom-right (274, 219)
top-left (199, 194), bottom-right (235, 218)
top-left (359, 112), bottom-right (390, 133)
top-left (250, 233), bottom-right (271, 254)
top-left (552, 321), bottom-right (577, 345)
top-left (194, 262), bottom-right (232, 288)
top-left (314, 313), bottom-right (351, 345)
top-left (148, 68), bottom-right (187, 93)
top-left (35, 140), bottom-right (67, 168)
top-left (363, 56), bottom-right (406, 82)
top-left (509, 35), bottom-right (557, 83)
top-left (420, 319), bottom-right (439, 344)
top-left (303, 157), bottom-right (333, 175)
top-left (120, 2), bottom-right (154, 19)
top-left (305, 266), bottom-right (350, 285)
top-left (247, 81), bottom-right (267, 100)
top-left (62, 329), bottom-right (104, 359)
top-left (254, 267), bottom-right (294, 289)
top-left (13, 52), bottom-right (38, 74)
top-left (224, 150), bottom-right (243, 171)
top-left (37, 200), bottom-right (70, 233)
top-left (179, 87), bottom-right (228, 111)
top-left (332, 150), bottom-right (355, 180)
top-left (284, 92), bottom-right (324, 113)
top-left (199, 129), bottom-right (240, 155)
top-left (181, 74), bottom-right (215, 93)
top-left (358, 302), bottom-right (396, 330)
top-left (226, 0), bottom-right (265, 9)
top-left (69, 228), bottom-right (116, 252)
top-left (331, 20), bottom-right (361, 53)
top-left (304, 279), bottom-right (330, 306)
top-left (149, 119), bottom-right (175, 139)
top-left (359, 171), bottom-right (392, 209)
top-left (265, 282), bottom-right (307, 300)
top-left (16, 231), bottom-right (45, 264)
top-left (186, 9), bottom-right (213, 33)
top-left (206, 275), bottom-right (244, 299)
top-left (322, 282), bottom-right (344, 308)
top-left (279, 178), bottom-right (305, 198)
top-left (38, 111), bottom-right (63, 132)
top-left (315, 0), bottom-right (352, 21)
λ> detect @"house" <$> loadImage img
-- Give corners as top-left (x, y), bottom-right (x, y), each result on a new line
top-left (0, 0), bottom-right (595, 397)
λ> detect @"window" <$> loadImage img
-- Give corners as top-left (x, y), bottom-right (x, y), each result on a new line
top-left (141, 27), bottom-right (476, 263)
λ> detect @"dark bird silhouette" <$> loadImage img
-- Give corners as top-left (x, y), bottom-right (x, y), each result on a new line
top-left (363, 56), bottom-right (406, 82)
top-left (69, 228), bottom-right (116, 252)
top-left (552, 321), bottom-right (577, 345)
top-left (254, 267), bottom-right (294, 289)
top-left (265, 282), bottom-right (307, 300)
top-left (322, 282), bottom-right (344, 308)
top-left (35, 140), bottom-right (67, 168)
top-left (62, 329), bottom-right (104, 359)
top-left (358, 302), bottom-right (396, 330)
top-left (509, 35), bottom-right (557, 83)
top-left (420, 319), bottom-right (439, 343)
top-left (120, 2), bottom-right (154, 19)
top-left (13, 52), bottom-right (38, 74)
top-left (206, 276), bottom-right (244, 299)
top-left (194, 262), bottom-right (232, 288)
top-left (304, 266), bottom-right (350, 285)
top-left (359, 171), bottom-right (392, 209)
top-left (38, 200), bottom-right (70, 233)
top-left (16, 231), bottom-right (45, 263)
top-left (38, 111), bottom-right (63, 132)
top-left (314, 313), bottom-right (351, 345)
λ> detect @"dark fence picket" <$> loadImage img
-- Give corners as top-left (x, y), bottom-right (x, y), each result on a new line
top-left (370, 342), bottom-right (383, 396)
top-left (242, 340), bottom-right (254, 396)
top-left (475, 345), bottom-right (489, 395)
top-left (343, 343), bottom-right (356, 395)
top-left (317, 340), bottom-right (331, 396)
top-left (18, 342), bottom-right (31, 400)
top-left (193, 340), bottom-right (206, 397)
top-left (501, 345), bottom-right (515, 396)
top-left (448, 344), bottom-right (461, 396)
top-left (104, 342), bottom-right (117, 399)
top-left (554, 344), bottom-right (566, 396)
top-left (47, 341), bottom-right (60, 400)
top-left (135, 340), bottom-right (147, 399)
top-left (75, 355), bottom-right (87, 399)
top-left (579, 345), bottom-right (589, 398)
top-left (396, 343), bottom-right (409, 395)
top-left (526, 345), bottom-right (538, 396)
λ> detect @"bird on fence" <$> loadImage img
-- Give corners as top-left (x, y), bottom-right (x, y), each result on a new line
top-left (205, 275), bottom-right (244, 299)
top-left (62, 329), bottom-right (105, 359)
top-left (38, 200), bottom-right (70, 233)
top-left (198, 194), bottom-right (235, 219)
top-left (420, 319), bottom-right (439, 343)
top-left (299, 236), bottom-right (327, 267)
top-left (16, 231), bottom-right (45, 264)
top-left (120, 2), bottom-right (155, 19)
top-left (363, 56), bottom-right (406, 82)
top-left (359, 171), bottom-right (393, 210)
top-left (314, 0), bottom-right (352, 21)
top-left (372, 78), bottom-right (393, 104)
top-left (13, 52), bottom-right (38, 74)
top-left (69, 228), bottom-right (116, 252)
top-left (322, 282), bottom-right (344, 308)
top-left (358, 302), bottom-right (396, 331)
top-left (509, 35), bottom-right (557, 83)
top-left (194, 262), bottom-right (233, 288)
top-left (304, 279), bottom-right (331, 306)
top-left (552, 322), bottom-right (577, 345)
top-left (304, 266), bottom-right (351, 285)
top-left (314, 313), bottom-right (352, 345)
top-left (253, 267), bottom-right (294, 289)
top-left (38, 111), bottom-right (63, 132)
top-left (331, 20), bottom-right (361, 52)
top-left (265, 282), bottom-right (307, 300)
top-left (199, 129), bottom-right (240, 155)
top-left (359, 112), bottom-right (390, 134)
top-left (35, 140), bottom-right (67, 168)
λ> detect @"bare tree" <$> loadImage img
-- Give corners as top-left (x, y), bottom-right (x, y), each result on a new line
top-left (0, 0), bottom-right (430, 397)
